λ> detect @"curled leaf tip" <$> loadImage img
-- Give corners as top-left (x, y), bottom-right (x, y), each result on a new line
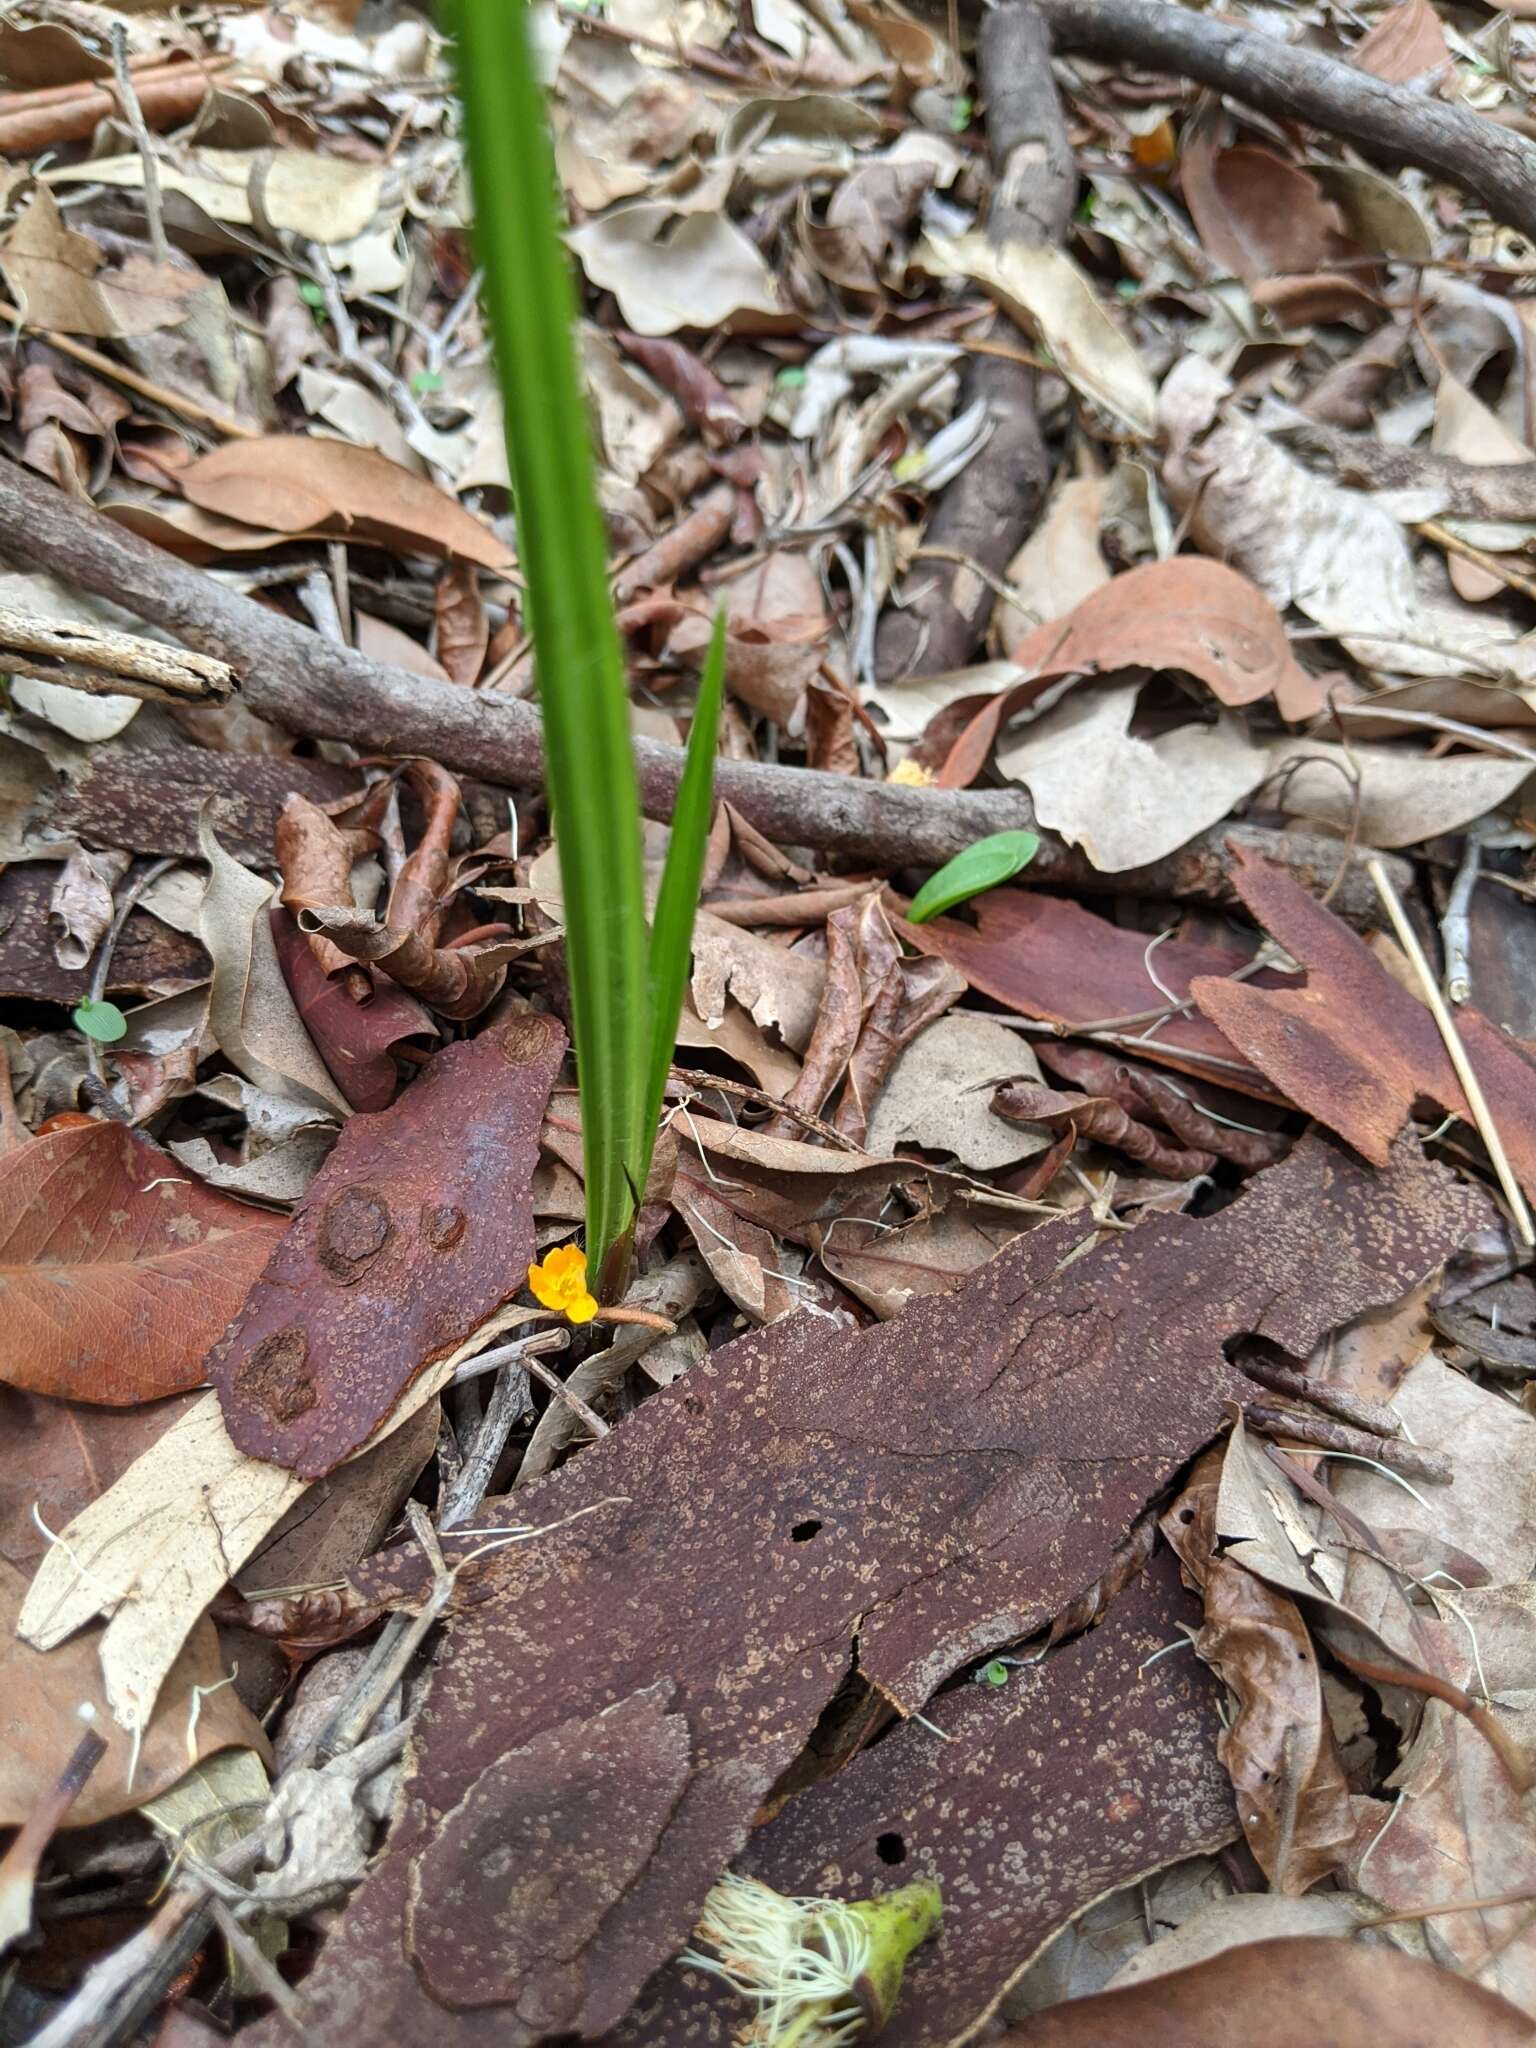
top-left (527, 1242), bottom-right (599, 1324)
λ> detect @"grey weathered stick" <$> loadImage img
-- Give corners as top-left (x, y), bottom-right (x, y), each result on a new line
top-left (1243, 1402), bottom-right (1453, 1484)
top-left (0, 457), bottom-right (1407, 918)
top-left (0, 602), bottom-right (233, 703)
top-left (1028, 0), bottom-right (1536, 241)
top-left (876, 1), bottom-right (1072, 683)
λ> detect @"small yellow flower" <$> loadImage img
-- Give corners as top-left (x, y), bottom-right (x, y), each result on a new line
top-left (886, 757), bottom-right (935, 788)
top-left (527, 1243), bottom-right (599, 1324)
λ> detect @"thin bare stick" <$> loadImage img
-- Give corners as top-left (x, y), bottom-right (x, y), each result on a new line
top-left (524, 1350), bottom-right (609, 1442)
top-left (440, 1355), bottom-right (531, 1528)
top-left (0, 603), bottom-right (233, 704)
top-left (206, 1897), bottom-right (306, 2032)
top-left (0, 298), bottom-right (256, 440)
top-left (1442, 835), bottom-right (1481, 1007)
top-left (1368, 856), bottom-right (1535, 1247)
top-left (110, 24), bottom-right (169, 264)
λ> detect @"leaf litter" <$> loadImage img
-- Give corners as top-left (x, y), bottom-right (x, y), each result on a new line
top-left (1, 1), bottom-right (1536, 2043)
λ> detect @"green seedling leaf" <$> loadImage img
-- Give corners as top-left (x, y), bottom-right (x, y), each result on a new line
top-left (948, 95), bottom-right (973, 132)
top-left (452, 0), bottom-right (648, 1284)
top-left (298, 279), bottom-right (327, 311)
top-left (72, 999), bottom-right (127, 1043)
top-left (640, 609), bottom-right (724, 1182)
top-left (411, 368), bottom-right (444, 395)
top-left (906, 830), bottom-right (1041, 924)
top-left (979, 1659), bottom-right (1010, 1687)
top-left (773, 366), bottom-right (807, 389)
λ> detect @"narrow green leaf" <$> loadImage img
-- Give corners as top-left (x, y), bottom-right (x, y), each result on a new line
top-left (72, 998), bottom-right (127, 1043)
top-left (449, 0), bottom-right (648, 1278)
top-left (639, 609), bottom-right (725, 1183)
top-left (905, 829), bottom-right (1041, 924)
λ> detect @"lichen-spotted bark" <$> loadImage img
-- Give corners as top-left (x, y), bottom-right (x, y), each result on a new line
top-left (209, 1010), bottom-right (564, 1477)
top-left (608, 1551), bottom-right (1234, 2047)
top-left (247, 1133), bottom-right (1479, 2047)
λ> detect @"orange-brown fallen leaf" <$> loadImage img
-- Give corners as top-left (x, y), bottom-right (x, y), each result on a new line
top-left (0, 1120), bottom-right (284, 1405)
top-left (176, 437), bottom-right (513, 570)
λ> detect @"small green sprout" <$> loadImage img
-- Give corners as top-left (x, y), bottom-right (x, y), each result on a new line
top-left (72, 998), bottom-right (127, 1043)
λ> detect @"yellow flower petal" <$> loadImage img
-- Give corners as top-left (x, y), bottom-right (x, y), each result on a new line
top-left (565, 1291), bottom-right (599, 1325)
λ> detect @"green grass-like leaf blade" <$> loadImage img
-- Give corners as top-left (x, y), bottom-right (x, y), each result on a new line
top-left (906, 829), bottom-right (1041, 923)
top-left (640, 610), bottom-right (725, 1181)
top-left (449, 0), bottom-right (647, 1276)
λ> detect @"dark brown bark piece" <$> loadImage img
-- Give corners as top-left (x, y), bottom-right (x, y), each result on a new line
top-left (876, 3), bottom-right (1073, 683)
top-left (208, 1010), bottom-right (565, 1477)
top-left (407, 1685), bottom-right (691, 2022)
top-left (245, 1132), bottom-right (1479, 2048)
top-left (51, 749), bottom-right (360, 865)
top-left (0, 864), bottom-right (206, 1002)
top-left (1028, 0), bottom-right (1536, 242)
top-left (607, 1551), bottom-right (1235, 2048)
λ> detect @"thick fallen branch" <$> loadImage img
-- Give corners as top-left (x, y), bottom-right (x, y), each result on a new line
top-left (0, 458), bottom-right (1406, 918)
top-left (876, 1), bottom-right (1072, 683)
top-left (1029, 0), bottom-right (1536, 241)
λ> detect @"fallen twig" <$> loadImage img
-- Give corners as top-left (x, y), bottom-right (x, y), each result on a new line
top-left (0, 458), bottom-right (1409, 918)
top-left (0, 602), bottom-right (233, 704)
top-left (875, 1), bottom-right (1072, 681)
top-left (1027, 0), bottom-right (1536, 241)
top-left (1243, 1401), bottom-right (1452, 1484)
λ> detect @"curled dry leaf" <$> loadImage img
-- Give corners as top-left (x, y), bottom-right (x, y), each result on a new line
top-left (993, 1079), bottom-right (1219, 1178)
top-left (198, 810), bottom-right (352, 1117)
top-left (272, 908), bottom-right (437, 1114)
top-left (0, 1119), bottom-right (284, 1406)
top-left (177, 438), bottom-right (513, 570)
top-left (209, 1011), bottom-right (566, 1478)
top-left (433, 562), bottom-right (489, 685)
top-left (275, 790), bottom-right (381, 989)
top-left (48, 845), bottom-right (129, 972)
top-left (47, 148), bottom-right (384, 246)
top-left (567, 205), bottom-right (781, 336)
top-left (1163, 1452), bottom-right (1355, 1892)
top-left (865, 1012), bottom-right (1051, 1170)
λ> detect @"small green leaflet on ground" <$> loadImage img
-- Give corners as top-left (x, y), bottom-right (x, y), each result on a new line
top-left (906, 828), bottom-right (1041, 923)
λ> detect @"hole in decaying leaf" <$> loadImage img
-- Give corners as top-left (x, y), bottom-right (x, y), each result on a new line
top-left (790, 1518), bottom-right (823, 1542)
top-left (875, 1831), bottom-right (907, 1866)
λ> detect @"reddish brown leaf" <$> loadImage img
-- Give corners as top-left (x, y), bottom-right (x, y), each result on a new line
top-left (1180, 137), bottom-right (1353, 285)
top-left (0, 1122), bottom-right (284, 1405)
top-left (0, 1386), bottom-right (200, 1574)
top-left (613, 1551), bottom-right (1235, 2048)
top-left (1192, 846), bottom-right (1536, 1198)
top-left (250, 1133), bottom-right (1479, 2048)
top-left (993, 1080), bottom-right (1219, 1177)
top-left (209, 1011), bottom-right (566, 1477)
top-left (433, 562), bottom-right (488, 685)
top-left (272, 908), bottom-right (437, 1113)
top-left (945, 558), bottom-right (1323, 786)
top-left (996, 1938), bottom-right (1535, 2047)
top-left (177, 437), bottom-right (513, 570)
top-left (902, 889), bottom-right (1281, 1093)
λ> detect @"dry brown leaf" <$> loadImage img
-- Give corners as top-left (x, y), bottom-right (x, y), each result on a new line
top-left (0, 188), bottom-right (204, 340)
top-left (922, 228), bottom-right (1156, 435)
top-left (1353, 0), bottom-right (1452, 85)
top-left (998, 1936), bottom-right (1535, 2046)
top-left (47, 149), bottom-right (384, 247)
top-left (0, 1562), bottom-right (268, 1831)
top-left (997, 682), bottom-right (1275, 872)
top-left (177, 438), bottom-right (513, 570)
top-left (433, 563), bottom-right (488, 685)
top-left (864, 1012), bottom-right (1049, 1170)
top-left (0, 1119), bottom-right (284, 1406)
top-left (198, 810), bottom-right (351, 1117)
top-left (1181, 136), bottom-right (1353, 285)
